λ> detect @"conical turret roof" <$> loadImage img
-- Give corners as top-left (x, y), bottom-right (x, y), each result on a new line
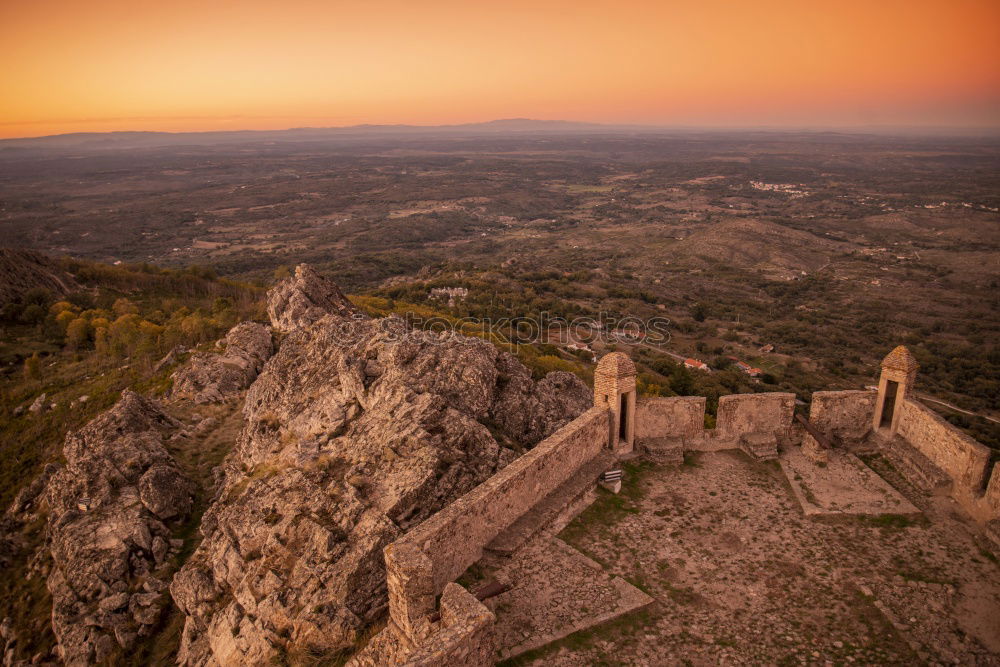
top-left (596, 351), bottom-right (636, 378)
top-left (881, 345), bottom-right (918, 373)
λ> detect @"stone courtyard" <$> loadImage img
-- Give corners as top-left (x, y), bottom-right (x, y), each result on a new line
top-left (351, 347), bottom-right (1000, 666)
top-left (493, 451), bottom-right (999, 665)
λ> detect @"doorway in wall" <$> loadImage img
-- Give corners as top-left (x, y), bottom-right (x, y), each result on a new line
top-left (880, 380), bottom-right (898, 428)
top-left (619, 392), bottom-right (629, 440)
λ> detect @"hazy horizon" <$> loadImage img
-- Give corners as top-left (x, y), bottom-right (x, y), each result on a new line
top-left (4, 117), bottom-right (1000, 144)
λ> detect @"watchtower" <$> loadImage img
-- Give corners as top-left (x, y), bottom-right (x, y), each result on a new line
top-left (594, 352), bottom-right (636, 454)
top-left (872, 345), bottom-right (918, 437)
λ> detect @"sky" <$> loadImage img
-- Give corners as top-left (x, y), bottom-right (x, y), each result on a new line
top-left (1, 0), bottom-right (999, 138)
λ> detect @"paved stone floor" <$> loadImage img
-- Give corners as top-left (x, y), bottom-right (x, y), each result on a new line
top-left (780, 447), bottom-right (920, 517)
top-left (501, 451), bottom-right (1000, 666)
top-left (490, 537), bottom-right (653, 660)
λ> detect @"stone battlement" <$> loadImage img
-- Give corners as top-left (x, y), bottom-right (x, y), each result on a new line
top-left (358, 345), bottom-right (999, 665)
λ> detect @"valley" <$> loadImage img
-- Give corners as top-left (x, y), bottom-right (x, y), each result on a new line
top-left (3, 130), bottom-right (996, 445)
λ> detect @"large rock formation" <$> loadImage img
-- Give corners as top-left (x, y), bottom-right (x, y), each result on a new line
top-left (266, 264), bottom-right (361, 332)
top-left (170, 267), bottom-right (590, 665)
top-left (171, 322), bottom-right (274, 403)
top-left (43, 391), bottom-right (194, 665)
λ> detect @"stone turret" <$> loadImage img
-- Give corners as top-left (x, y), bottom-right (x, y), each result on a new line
top-left (594, 352), bottom-right (636, 454)
top-left (873, 345), bottom-right (918, 436)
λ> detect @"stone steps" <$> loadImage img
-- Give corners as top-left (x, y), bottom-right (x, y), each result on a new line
top-left (639, 437), bottom-right (684, 464)
top-left (881, 435), bottom-right (952, 496)
top-left (739, 432), bottom-right (779, 461)
top-left (486, 451), bottom-right (616, 557)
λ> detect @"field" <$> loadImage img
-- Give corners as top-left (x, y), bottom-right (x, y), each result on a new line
top-left (1, 128), bottom-right (998, 444)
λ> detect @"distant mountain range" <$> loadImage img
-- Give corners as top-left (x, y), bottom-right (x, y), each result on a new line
top-left (4, 118), bottom-right (997, 153)
top-left (0, 119), bottom-right (633, 152)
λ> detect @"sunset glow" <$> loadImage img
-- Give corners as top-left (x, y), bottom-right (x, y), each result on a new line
top-left (2, 0), bottom-right (999, 138)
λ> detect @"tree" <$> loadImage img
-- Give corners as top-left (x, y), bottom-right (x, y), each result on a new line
top-left (691, 303), bottom-right (708, 322)
top-left (94, 326), bottom-right (110, 356)
top-left (108, 314), bottom-right (142, 356)
top-left (711, 356), bottom-right (733, 371)
top-left (23, 353), bottom-right (41, 380)
top-left (179, 313), bottom-right (210, 343)
top-left (22, 288), bottom-right (52, 307)
top-left (669, 365), bottom-right (695, 395)
top-left (66, 317), bottom-right (90, 351)
top-left (49, 301), bottom-right (76, 316)
top-left (19, 304), bottom-right (46, 325)
top-left (55, 309), bottom-right (77, 334)
top-left (112, 298), bottom-right (139, 317)
top-left (138, 320), bottom-right (165, 357)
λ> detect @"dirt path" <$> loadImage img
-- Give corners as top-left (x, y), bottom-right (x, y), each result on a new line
top-left (918, 394), bottom-right (1000, 425)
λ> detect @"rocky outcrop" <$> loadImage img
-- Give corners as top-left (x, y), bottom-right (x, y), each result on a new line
top-left (170, 322), bottom-right (273, 403)
top-left (490, 353), bottom-right (592, 446)
top-left (171, 267), bottom-right (590, 665)
top-left (7, 462), bottom-right (60, 520)
top-left (266, 264), bottom-right (361, 332)
top-left (153, 344), bottom-right (187, 373)
top-left (43, 391), bottom-right (194, 665)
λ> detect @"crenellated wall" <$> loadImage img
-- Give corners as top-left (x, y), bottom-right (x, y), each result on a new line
top-left (634, 396), bottom-right (705, 444)
top-left (348, 581), bottom-right (496, 667)
top-left (357, 348), bottom-right (998, 666)
top-left (808, 390), bottom-right (876, 443)
top-left (402, 584), bottom-right (497, 666)
top-left (716, 392), bottom-right (796, 440)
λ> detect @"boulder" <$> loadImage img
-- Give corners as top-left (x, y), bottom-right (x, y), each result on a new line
top-left (28, 394), bottom-right (47, 414)
top-left (152, 345), bottom-right (187, 374)
top-left (42, 391), bottom-right (192, 664)
top-left (170, 322), bottom-right (273, 403)
top-left (138, 464), bottom-right (195, 520)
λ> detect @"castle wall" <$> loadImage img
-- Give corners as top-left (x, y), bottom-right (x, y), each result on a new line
top-left (402, 583), bottom-right (496, 667)
top-left (896, 399), bottom-right (991, 492)
top-left (716, 392), bottom-right (796, 441)
top-left (634, 396), bottom-right (705, 443)
top-left (394, 406), bottom-right (610, 593)
top-left (808, 390), bottom-right (876, 443)
top-left (348, 582), bottom-right (495, 667)
top-left (983, 471), bottom-right (1000, 517)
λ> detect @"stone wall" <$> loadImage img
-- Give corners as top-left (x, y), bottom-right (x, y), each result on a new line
top-left (402, 583), bottom-right (497, 666)
top-left (634, 397), bottom-right (705, 444)
top-left (348, 582), bottom-right (495, 667)
top-left (393, 406), bottom-right (610, 593)
top-left (983, 472), bottom-right (1000, 518)
top-left (808, 390), bottom-right (876, 443)
top-left (716, 393), bottom-right (796, 442)
top-left (896, 399), bottom-right (991, 491)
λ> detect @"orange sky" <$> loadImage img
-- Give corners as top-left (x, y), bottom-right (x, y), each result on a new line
top-left (1, 0), bottom-right (999, 138)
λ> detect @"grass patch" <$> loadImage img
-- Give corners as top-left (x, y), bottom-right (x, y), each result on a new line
top-left (860, 514), bottom-right (922, 530)
top-left (560, 460), bottom-right (653, 542)
top-left (497, 605), bottom-right (657, 667)
top-left (456, 561), bottom-right (491, 590)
